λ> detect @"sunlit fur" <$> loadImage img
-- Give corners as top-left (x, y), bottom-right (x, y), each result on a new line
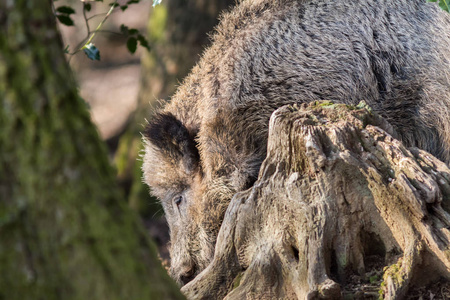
top-left (143, 0), bottom-right (450, 285)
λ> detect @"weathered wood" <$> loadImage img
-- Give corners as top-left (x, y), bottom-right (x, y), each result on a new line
top-left (181, 101), bottom-right (450, 299)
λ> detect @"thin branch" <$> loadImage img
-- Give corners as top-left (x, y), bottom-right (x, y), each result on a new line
top-left (86, 12), bottom-right (108, 21)
top-left (82, 3), bottom-right (91, 37)
top-left (86, 9), bottom-right (119, 21)
top-left (82, 1), bottom-right (118, 48)
top-left (67, 1), bottom-right (119, 62)
top-left (93, 30), bottom-right (123, 35)
top-left (69, 36), bottom-right (89, 56)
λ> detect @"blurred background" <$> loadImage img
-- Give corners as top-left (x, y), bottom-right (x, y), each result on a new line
top-left (57, 0), bottom-right (235, 265)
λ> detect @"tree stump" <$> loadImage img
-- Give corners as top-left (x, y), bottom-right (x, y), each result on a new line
top-left (181, 101), bottom-right (450, 299)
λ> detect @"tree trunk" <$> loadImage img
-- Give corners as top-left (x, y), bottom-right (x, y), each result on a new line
top-left (0, 1), bottom-right (183, 299)
top-left (114, 0), bottom-right (235, 216)
top-left (181, 101), bottom-right (450, 299)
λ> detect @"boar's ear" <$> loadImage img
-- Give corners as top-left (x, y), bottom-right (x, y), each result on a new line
top-left (144, 112), bottom-right (200, 173)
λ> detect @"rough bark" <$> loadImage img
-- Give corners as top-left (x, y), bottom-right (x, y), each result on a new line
top-left (181, 101), bottom-right (450, 299)
top-left (0, 1), bottom-right (183, 299)
top-left (114, 0), bottom-right (234, 215)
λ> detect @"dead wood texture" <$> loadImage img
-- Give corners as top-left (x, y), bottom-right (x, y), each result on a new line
top-left (181, 101), bottom-right (450, 299)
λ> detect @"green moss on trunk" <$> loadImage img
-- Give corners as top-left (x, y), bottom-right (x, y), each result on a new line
top-left (0, 1), bottom-right (183, 299)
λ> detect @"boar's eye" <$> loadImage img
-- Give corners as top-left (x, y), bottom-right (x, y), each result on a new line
top-left (174, 195), bottom-right (183, 207)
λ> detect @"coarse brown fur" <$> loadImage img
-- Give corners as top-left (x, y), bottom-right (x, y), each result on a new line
top-left (142, 0), bottom-right (450, 285)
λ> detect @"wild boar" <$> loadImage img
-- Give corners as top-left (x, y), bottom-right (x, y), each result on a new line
top-left (142, 0), bottom-right (450, 285)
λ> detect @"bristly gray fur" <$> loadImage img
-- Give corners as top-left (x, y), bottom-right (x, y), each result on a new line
top-left (142, 0), bottom-right (450, 285)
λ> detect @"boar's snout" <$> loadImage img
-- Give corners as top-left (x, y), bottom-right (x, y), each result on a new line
top-left (179, 265), bottom-right (196, 285)
top-left (171, 258), bottom-right (197, 286)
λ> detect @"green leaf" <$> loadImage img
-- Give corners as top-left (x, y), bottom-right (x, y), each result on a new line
top-left (137, 34), bottom-right (150, 51)
top-left (127, 37), bottom-right (138, 54)
top-left (127, 0), bottom-right (140, 4)
top-left (439, 0), bottom-right (450, 12)
top-left (120, 25), bottom-right (139, 36)
top-left (152, 0), bottom-right (162, 7)
top-left (83, 43), bottom-right (101, 61)
top-left (428, 0), bottom-right (450, 12)
top-left (128, 28), bottom-right (139, 35)
top-left (56, 6), bottom-right (76, 15)
top-left (56, 15), bottom-right (74, 26)
top-left (109, 2), bottom-right (120, 8)
top-left (84, 3), bottom-right (92, 12)
top-left (63, 45), bottom-right (70, 53)
top-left (120, 24), bottom-right (129, 35)
top-left (120, 5), bottom-right (128, 11)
